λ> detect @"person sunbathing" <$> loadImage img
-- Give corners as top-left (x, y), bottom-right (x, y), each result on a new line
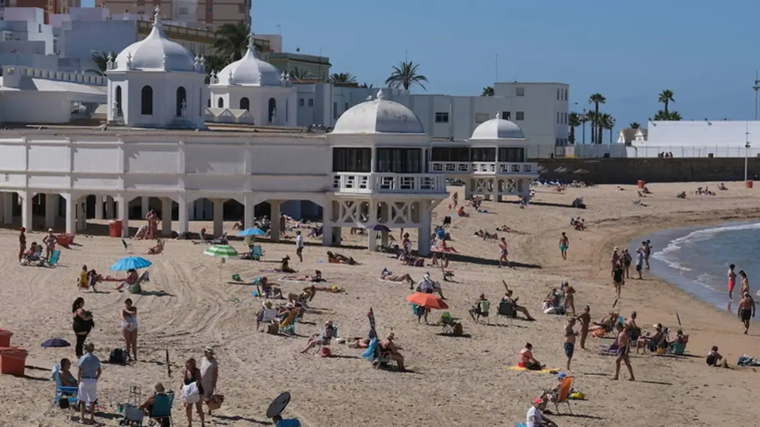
top-left (115, 269), bottom-right (140, 291)
top-left (706, 346), bottom-right (725, 367)
top-left (636, 324), bottom-right (664, 353)
top-left (257, 277), bottom-right (283, 299)
top-left (147, 239), bottom-right (165, 255)
top-left (456, 206), bottom-right (468, 217)
top-left (378, 333), bottom-right (405, 371)
top-left (138, 382), bottom-right (169, 416)
top-left (326, 251), bottom-right (358, 265)
top-left (590, 312), bottom-right (619, 337)
top-left (288, 285), bottom-right (316, 306)
top-left (283, 270), bottom-right (325, 283)
top-left (255, 300), bottom-right (278, 330)
top-left (718, 183), bottom-right (728, 191)
top-left (518, 343), bottom-right (545, 370)
top-left (380, 269), bottom-right (414, 286)
top-left (300, 321), bottom-right (334, 354)
top-left (278, 256), bottom-right (296, 273)
top-left (539, 372), bottom-right (567, 404)
top-left (58, 358), bottom-right (78, 387)
top-left (502, 291), bottom-right (535, 321)
top-left (23, 242), bottom-right (41, 263)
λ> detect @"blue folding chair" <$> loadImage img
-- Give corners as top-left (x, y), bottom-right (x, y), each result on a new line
top-left (149, 391), bottom-right (174, 427)
top-left (44, 368), bottom-right (78, 419)
top-left (251, 245), bottom-right (265, 261)
top-left (47, 250), bottom-right (61, 267)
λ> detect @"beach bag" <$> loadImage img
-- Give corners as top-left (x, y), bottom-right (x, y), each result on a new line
top-left (109, 348), bottom-right (127, 365)
top-left (206, 394), bottom-right (225, 410)
top-left (182, 382), bottom-right (200, 404)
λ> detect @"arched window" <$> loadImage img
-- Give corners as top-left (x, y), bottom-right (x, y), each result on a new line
top-left (268, 98), bottom-right (276, 122)
top-left (217, 97), bottom-right (224, 108)
top-left (207, 98), bottom-right (211, 108)
top-left (176, 86), bottom-right (187, 117)
top-left (239, 97), bottom-right (250, 111)
top-left (115, 86), bottom-right (122, 115)
top-left (141, 86), bottom-right (153, 115)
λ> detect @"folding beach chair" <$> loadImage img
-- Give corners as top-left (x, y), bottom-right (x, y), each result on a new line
top-left (598, 339), bottom-right (619, 356)
top-left (44, 368), bottom-right (78, 419)
top-left (553, 376), bottom-right (574, 414)
top-left (148, 391), bottom-right (175, 427)
top-left (362, 338), bottom-right (391, 368)
top-left (251, 245), bottom-right (265, 261)
top-left (280, 310), bottom-right (298, 335)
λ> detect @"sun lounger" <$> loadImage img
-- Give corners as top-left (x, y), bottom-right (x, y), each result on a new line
top-left (598, 339), bottom-right (619, 356)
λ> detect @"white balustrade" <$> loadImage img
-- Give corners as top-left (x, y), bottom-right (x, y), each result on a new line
top-left (429, 161), bottom-right (538, 175)
top-left (332, 172), bottom-right (447, 194)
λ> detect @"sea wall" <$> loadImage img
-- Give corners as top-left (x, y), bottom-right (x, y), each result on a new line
top-left (534, 158), bottom-right (760, 184)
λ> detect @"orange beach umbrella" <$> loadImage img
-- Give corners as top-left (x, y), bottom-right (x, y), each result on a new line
top-left (406, 293), bottom-right (449, 310)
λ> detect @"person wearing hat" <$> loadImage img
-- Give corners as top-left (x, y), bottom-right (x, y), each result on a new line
top-left (43, 228), bottom-right (57, 260)
top-left (300, 320), bottom-right (334, 354)
top-left (469, 293), bottom-right (490, 325)
top-left (256, 300), bottom-right (276, 330)
top-left (18, 226), bottom-right (26, 263)
top-left (378, 332), bottom-right (405, 371)
top-left (139, 382), bottom-right (171, 426)
top-left (539, 372), bottom-right (567, 405)
top-left (201, 346), bottom-right (219, 415)
top-left (77, 342), bottom-right (102, 425)
top-left (527, 397), bottom-right (557, 427)
top-left (738, 291), bottom-right (755, 334)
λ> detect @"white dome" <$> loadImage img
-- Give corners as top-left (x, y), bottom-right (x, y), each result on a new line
top-left (332, 91), bottom-right (425, 134)
top-left (113, 8), bottom-right (198, 73)
top-left (213, 36), bottom-right (283, 86)
top-left (470, 114), bottom-right (525, 140)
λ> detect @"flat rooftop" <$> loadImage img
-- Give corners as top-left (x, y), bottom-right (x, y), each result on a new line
top-left (0, 123), bottom-right (326, 139)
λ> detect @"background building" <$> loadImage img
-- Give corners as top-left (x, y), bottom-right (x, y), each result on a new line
top-left (94, 0), bottom-right (250, 30)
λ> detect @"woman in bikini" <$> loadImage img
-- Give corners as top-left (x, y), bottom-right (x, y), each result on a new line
top-left (728, 264), bottom-right (737, 301)
top-left (120, 298), bottom-right (138, 362)
top-left (181, 358), bottom-right (205, 427)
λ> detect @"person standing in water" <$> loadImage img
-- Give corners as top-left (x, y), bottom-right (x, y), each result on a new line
top-left (644, 240), bottom-right (652, 270)
top-left (739, 270), bottom-right (750, 296)
top-left (635, 248), bottom-right (644, 280)
top-left (558, 232), bottom-right (569, 261)
top-left (728, 264), bottom-right (737, 301)
top-left (738, 292), bottom-right (755, 335)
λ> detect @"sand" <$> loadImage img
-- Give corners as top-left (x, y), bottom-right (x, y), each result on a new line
top-left (2, 181), bottom-right (760, 427)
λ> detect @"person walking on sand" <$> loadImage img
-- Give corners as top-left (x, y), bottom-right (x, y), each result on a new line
top-left (576, 306), bottom-right (591, 350)
top-left (728, 264), bottom-right (737, 301)
top-left (738, 292), bottom-right (755, 335)
top-left (612, 261), bottom-right (625, 298)
top-left (77, 342), bottom-right (102, 425)
top-left (635, 248), bottom-right (644, 280)
top-left (622, 249), bottom-right (632, 279)
top-left (612, 323), bottom-right (635, 381)
top-left (559, 232), bottom-right (569, 260)
top-left (201, 346), bottom-right (219, 416)
top-left (740, 270), bottom-right (750, 296)
top-left (644, 240), bottom-right (652, 270)
top-left (563, 318), bottom-right (578, 371)
top-left (295, 230), bottom-right (304, 262)
top-left (498, 237), bottom-right (512, 269)
top-left (18, 226), bottom-right (26, 263)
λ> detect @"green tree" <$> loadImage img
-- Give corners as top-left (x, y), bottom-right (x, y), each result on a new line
top-left (385, 61), bottom-right (429, 91)
top-left (658, 89), bottom-right (675, 114)
top-left (654, 110), bottom-right (682, 121)
top-left (204, 54), bottom-right (228, 84)
top-left (359, 82), bottom-right (374, 89)
top-left (329, 72), bottom-right (357, 83)
top-left (629, 122), bottom-right (641, 129)
top-left (481, 86), bottom-right (494, 96)
top-left (568, 112), bottom-right (582, 144)
top-left (585, 111), bottom-right (599, 144)
top-left (588, 93), bottom-right (606, 143)
top-left (600, 113), bottom-right (615, 144)
top-left (213, 21), bottom-right (252, 62)
top-left (289, 67), bottom-right (313, 81)
top-left (86, 52), bottom-right (110, 76)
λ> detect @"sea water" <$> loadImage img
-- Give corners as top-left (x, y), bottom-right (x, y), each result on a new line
top-left (633, 222), bottom-right (760, 313)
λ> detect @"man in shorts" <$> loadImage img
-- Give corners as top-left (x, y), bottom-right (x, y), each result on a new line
top-left (77, 342), bottom-right (102, 424)
top-left (738, 292), bottom-right (755, 335)
top-left (635, 248), bottom-right (644, 280)
top-left (498, 237), bottom-right (512, 269)
top-left (558, 232), bottom-right (569, 261)
top-left (563, 318), bottom-right (578, 371)
top-left (295, 230), bottom-right (304, 262)
top-left (612, 323), bottom-right (635, 381)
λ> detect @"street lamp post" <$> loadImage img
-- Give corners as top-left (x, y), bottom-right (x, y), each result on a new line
top-left (754, 71), bottom-right (760, 121)
top-left (582, 108), bottom-right (586, 144)
top-left (745, 122), bottom-right (751, 184)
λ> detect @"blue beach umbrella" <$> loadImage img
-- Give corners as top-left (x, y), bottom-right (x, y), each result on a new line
top-left (237, 228), bottom-right (266, 237)
top-left (41, 338), bottom-right (70, 348)
top-left (110, 256), bottom-right (152, 271)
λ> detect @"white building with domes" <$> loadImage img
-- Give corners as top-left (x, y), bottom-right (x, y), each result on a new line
top-left (209, 35), bottom-right (297, 127)
top-left (106, 7), bottom-right (207, 129)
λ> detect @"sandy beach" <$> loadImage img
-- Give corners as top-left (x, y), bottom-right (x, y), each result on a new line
top-left (2, 181), bottom-right (760, 427)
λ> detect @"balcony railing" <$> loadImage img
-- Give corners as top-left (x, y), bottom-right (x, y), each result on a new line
top-left (429, 161), bottom-right (538, 175)
top-left (331, 173), bottom-right (447, 194)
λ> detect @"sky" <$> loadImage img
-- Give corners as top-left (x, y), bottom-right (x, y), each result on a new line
top-left (252, 0), bottom-right (760, 138)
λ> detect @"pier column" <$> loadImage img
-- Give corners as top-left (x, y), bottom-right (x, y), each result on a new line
top-left (417, 212), bottom-right (432, 257)
top-left (368, 229), bottom-right (378, 252)
top-left (3, 193), bottom-right (12, 225)
top-left (161, 197), bottom-right (172, 237)
top-left (270, 200), bottom-right (281, 241)
top-left (76, 199), bottom-right (86, 231)
top-left (118, 196), bottom-right (129, 238)
top-left (94, 195), bottom-right (104, 220)
top-left (64, 195), bottom-right (76, 235)
top-left (105, 196), bottom-right (115, 219)
top-left (45, 194), bottom-right (57, 229)
top-left (20, 192), bottom-right (32, 231)
top-left (321, 201), bottom-right (333, 246)
top-left (141, 196), bottom-right (150, 217)
top-left (244, 195), bottom-right (256, 229)
top-left (213, 198), bottom-right (224, 236)
top-left (177, 196), bottom-right (189, 235)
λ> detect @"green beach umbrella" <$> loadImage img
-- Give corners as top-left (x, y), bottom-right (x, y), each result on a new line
top-left (204, 245), bottom-right (239, 282)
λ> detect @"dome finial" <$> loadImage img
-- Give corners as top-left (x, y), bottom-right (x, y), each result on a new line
top-left (247, 33), bottom-right (256, 54)
top-left (153, 5), bottom-right (162, 28)
top-left (495, 111), bottom-right (500, 119)
top-left (376, 89), bottom-right (384, 100)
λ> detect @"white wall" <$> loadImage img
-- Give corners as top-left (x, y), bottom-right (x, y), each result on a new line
top-left (58, 20), bottom-right (137, 59)
top-left (0, 91), bottom-right (72, 123)
top-left (647, 121), bottom-right (759, 147)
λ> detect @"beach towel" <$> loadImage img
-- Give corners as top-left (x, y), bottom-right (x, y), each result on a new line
top-left (507, 366), bottom-right (559, 374)
top-left (378, 278), bottom-right (405, 284)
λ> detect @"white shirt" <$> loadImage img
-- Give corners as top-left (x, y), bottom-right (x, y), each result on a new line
top-left (296, 235), bottom-right (304, 248)
top-left (526, 406), bottom-right (543, 427)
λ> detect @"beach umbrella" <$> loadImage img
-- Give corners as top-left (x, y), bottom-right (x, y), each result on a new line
top-left (110, 256), bottom-right (152, 271)
top-left (204, 245), bottom-right (239, 282)
top-left (370, 224), bottom-right (391, 232)
top-left (405, 293), bottom-right (449, 310)
top-left (574, 168), bottom-right (589, 174)
top-left (237, 228), bottom-right (266, 237)
top-left (41, 338), bottom-right (70, 348)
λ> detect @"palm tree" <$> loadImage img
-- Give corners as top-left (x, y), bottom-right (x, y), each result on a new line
top-left (585, 111), bottom-right (599, 144)
top-left (658, 89), bottom-right (675, 114)
top-left (588, 93), bottom-right (606, 143)
top-left (481, 86), bottom-right (494, 96)
top-left (653, 110), bottom-right (682, 121)
top-left (359, 82), bottom-right (374, 89)
top-left (568, 112), bottom-right (582, 144)
top-left (580, 112), bottom-right (589, 144)
top-left (385, 61), bottom-right (429, 91)
top-left (629, 122), bottom-right (641, 129)
top-left (329, 73), bottom-right (357, 84)
top-left (86, 52), bottom-right (110, 76)
top-left (600, 114), bottom-right (615, 144)
top-left (669, 111), bottom-right (682, 121)
top-left (289, 67), bottom-right (313, 81)
top-left (213, 21), bottom-right (252, 62)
